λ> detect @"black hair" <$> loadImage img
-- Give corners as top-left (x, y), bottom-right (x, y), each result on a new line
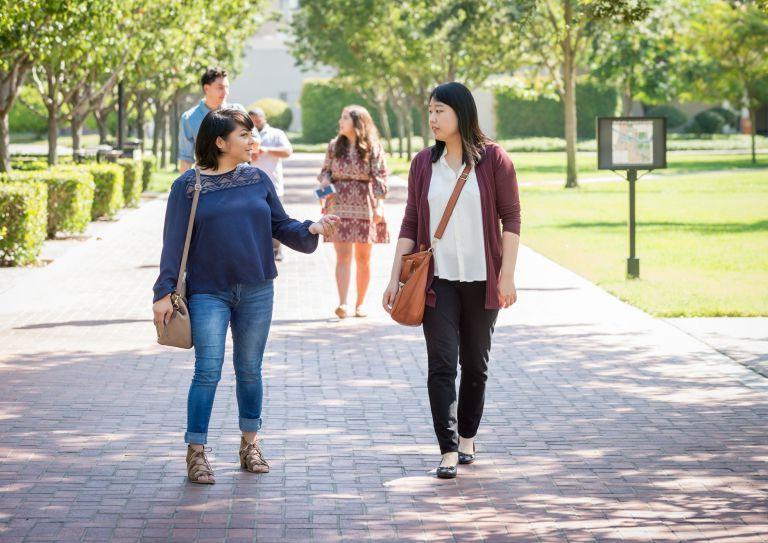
top-left (195, 108), bottom-right (254, 170)
top-left (201, 67), bottom-right (228, 88)
top-left (429, 82), bottom-right (490, 167)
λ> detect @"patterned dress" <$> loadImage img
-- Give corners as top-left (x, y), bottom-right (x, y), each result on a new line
top-left (318, 138), bottom-right (390, 244)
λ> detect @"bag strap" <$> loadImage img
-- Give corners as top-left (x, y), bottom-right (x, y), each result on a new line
top-left (433, 164), bottom-right (472, 243)
top-left (175, 168), bottom-right (202, 295)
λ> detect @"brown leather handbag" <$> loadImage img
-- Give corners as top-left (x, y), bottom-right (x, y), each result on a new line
top-left (390, 164), bottom-right (471, 326)
top-left (155, 169), bottom-right (202, 348)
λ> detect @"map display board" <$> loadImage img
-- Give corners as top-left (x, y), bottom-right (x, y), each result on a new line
top-left (597, 117), bottom-right (667, 169)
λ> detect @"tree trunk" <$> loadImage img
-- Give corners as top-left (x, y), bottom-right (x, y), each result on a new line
top-left (420, 104), bottom-right (430, 149)
top-left (0, 113), bottom-right (10, 173)
top-left (71, 114), bottom-right (85, 159)
top-left (0, 56), bottom-right (32, 172)
top-left (170, 102), bottom-right (178, 166)
top-left (376, 95), bottom-right (392, 154)
top-left (562, 5), bottom-right (578, 189)
top-left (405, 107), bottom-right (413, 161)
top-left (563, 73), bottom-right (578, 188)
top-left (69, 88), bottom-right (82, 156)
top-left (749, 105), bottom-right (757, 164)
top-left (621, 92), bottom-right (633, 116)
top-left (97, 116), bottom-right (109, 144)
top-left (93, 108), bottom-right (109, 144)
top-left (160, 108), bottom-right (168, 169)
top-left (47, 102), bottom-right (59, 166)
top-left (396, 107), bottom-right (405, 159)
top-left (136, 96), bottom-right (145, 149)
top-left (152, 104), bottom-right (161, 158)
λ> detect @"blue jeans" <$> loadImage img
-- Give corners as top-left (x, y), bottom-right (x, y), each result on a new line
top-left (185, 281), bottom-right (274, 444)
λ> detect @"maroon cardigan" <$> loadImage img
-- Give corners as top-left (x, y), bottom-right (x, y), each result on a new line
top-left (398, 142), bottom-right (522, 310)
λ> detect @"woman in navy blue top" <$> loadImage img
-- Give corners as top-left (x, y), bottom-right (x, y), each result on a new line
top-left (152, 109), bottom-right (338, 484)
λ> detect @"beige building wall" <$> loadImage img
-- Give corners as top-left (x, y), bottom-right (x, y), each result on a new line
top-left (473, 88), bottom-right (497, 139)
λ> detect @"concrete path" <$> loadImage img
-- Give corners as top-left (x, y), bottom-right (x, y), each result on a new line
top-left (665, 318), bottom-right (768, 379)
top-left (0, 156), bottom-right (766, 542)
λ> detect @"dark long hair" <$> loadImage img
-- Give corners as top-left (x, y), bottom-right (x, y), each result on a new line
top-left (429, 82), bottom-right (490, 167)
top-left (334, 105), bottom-right (380, 163)
top-left (195, 108), bottom-right (254, 170)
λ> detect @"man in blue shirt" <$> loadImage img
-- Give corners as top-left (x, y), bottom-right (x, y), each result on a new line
top-left (178, 67), bottom-right (258, 173)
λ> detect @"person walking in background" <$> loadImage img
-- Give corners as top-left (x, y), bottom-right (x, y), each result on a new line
top-left (382, 82), bottom-right (521, 479)
top-left (318, 105), bottom-right (389, 319)
top-left (153, 108), bottom-right (338, 484)
top-left (178, 67), bottom-right (257, 173)
top-left (249, 107), bottom-right (293, 261)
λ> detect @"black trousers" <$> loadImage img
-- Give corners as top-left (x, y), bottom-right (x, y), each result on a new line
top-left (422, 278), bottom-right (499, 454)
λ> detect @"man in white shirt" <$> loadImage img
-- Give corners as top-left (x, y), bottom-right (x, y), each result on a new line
top-left (249, 108), bottom-right (293, 260)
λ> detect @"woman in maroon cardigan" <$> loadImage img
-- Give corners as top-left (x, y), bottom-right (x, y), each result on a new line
top-left (383, 82), bottom-right (521, 479)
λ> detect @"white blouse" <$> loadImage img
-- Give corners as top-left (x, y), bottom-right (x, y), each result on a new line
top-left (428, 150), bottom-right (487, 282)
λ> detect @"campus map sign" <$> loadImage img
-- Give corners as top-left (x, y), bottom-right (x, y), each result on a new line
top-left (597, 117), bottom-right (667, 170)
top-left (595, 117), bottom-right (667, 279)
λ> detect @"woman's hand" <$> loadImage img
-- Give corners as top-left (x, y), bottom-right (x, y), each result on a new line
top-left (497, 272), bottom-right (517, 309)
top-left (382, 278), bottom-right (400, 313)
top-left (309, 214), bottom-right (340, 236)
top-left (153, 294), bottom-right (174, 329)
top-left (319, 177), bottom-right (331, 188)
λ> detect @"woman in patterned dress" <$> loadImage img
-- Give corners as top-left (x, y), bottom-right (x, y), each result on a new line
top-left (318, 105), bottom-right (389, 318)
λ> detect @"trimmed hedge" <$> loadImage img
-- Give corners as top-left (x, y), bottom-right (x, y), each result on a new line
top-left (86, 163), bottom-right (124, 219)
top-left (7, 168), bottom-right (95, 238)
top-left (249, 98), bottom-right (293, 130)
top-left (141, 155), bottom-right (155, 191)
top-left (10, 158), bottom-right (48, 171)
top-left (11, 155), bottom-right (74, 165)
top-left (0, 181), bottom-right (48, 266)
top-left (118, 159), bottom-right (142, 207)
top-left (706, 106), bottom-right (738, 129)
top-left (646, 105), bottom-right (687, 130)
top-left (690, 110), bottom-right (725, 134)
top-left (301, 80), bottom-right (367, 143)
top-left (299, 79), bottom-right (410, 143)
top-left (495, 82), bottom-right (619, 139)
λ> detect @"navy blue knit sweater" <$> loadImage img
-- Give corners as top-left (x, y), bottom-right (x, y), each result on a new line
top-left (152, 164), bottom-right (317, 303)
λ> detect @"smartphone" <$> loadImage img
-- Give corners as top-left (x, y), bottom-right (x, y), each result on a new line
top-left (315, 184), bottom-right (336, 199)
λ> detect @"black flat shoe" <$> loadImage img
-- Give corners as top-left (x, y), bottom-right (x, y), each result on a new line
top-left (458, 443), bottom-right (476, 465)
top-left (436, 465), bottom-right (457, 479)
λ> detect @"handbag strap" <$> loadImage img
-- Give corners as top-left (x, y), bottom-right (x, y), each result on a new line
top-left (433, 164), bottom-right (472, 243)
top-left (175, 168), bottom-right (202, 295)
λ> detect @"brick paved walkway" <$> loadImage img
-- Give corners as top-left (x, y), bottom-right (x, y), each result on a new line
top-left (0, 156), bottom-right (767, 542)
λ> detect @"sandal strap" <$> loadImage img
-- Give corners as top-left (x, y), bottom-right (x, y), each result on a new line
top-left (241, 441), bottom-right (269, 469)
top-left (187, 447), bottom-right (214, 479)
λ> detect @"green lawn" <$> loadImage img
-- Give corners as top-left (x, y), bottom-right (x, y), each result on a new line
top-left (11, 133), bottom-right (104, 147)
top-left (520, 170), bottom-right (768, 317)
top-left (147, 167), bottom-right (178, 193)
top-left (291, 133), bottom-right (768, 154)
top-left (386, 151), bottom-right (768, 181)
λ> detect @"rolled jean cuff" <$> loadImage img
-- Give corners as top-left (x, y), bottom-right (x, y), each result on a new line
top-left (185, 431), bottom-right (207, 445)
top-left (239, 416), bottom-right (262, 433)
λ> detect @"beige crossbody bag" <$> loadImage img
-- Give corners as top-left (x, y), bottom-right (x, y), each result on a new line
top-left (155, 168), bottom-right (202, 349)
